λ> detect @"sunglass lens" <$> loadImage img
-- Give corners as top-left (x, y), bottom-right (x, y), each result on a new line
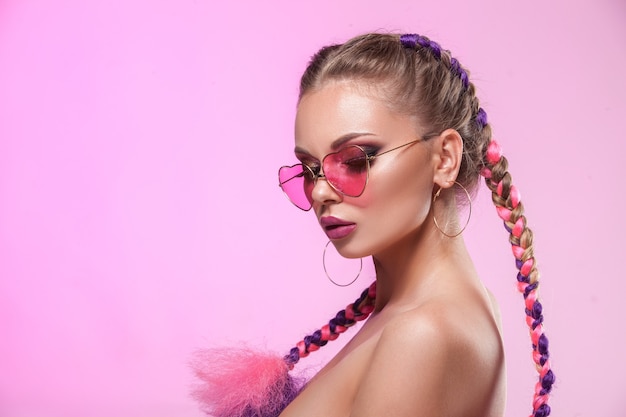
top-left (324, 146), bottom-right (368, 197)
top-left (278, 164), bottom-right (313, 210)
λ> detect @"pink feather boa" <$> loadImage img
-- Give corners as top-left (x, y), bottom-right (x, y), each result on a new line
top-left (191, 347), bottom-right (304, 417)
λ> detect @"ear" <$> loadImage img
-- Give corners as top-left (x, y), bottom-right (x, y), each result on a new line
top-left (432, 128), bottom-right (463, 189)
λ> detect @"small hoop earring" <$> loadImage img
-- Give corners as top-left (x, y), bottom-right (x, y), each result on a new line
top-left (322, 240), bottom-right (362, 287)
top-left (432, 181), bottom-right (472, 238)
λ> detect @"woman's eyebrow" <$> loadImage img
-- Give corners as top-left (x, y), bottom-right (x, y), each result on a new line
top-left (294, 132), bottom-right (375, 155)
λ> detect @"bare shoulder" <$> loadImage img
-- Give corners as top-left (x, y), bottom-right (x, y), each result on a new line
top-left (373, 304), bottom-right (470, 371)
top-left (374, 303), bottom-right (495, 383)
top-left (350, 301), bottom-right (505, 417)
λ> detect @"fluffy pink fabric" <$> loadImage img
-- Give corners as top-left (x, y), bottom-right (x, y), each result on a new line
top-left (191, 347), bottom-right (303, 417)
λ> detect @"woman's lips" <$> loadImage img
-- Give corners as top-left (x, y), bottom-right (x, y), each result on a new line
top-left (320, 216), bottom-right (356, 240)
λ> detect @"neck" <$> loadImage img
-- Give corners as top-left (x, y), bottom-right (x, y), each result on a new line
top-left (371, 213), bottom-right (472, 312)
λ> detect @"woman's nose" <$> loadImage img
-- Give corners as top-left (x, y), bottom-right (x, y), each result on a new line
top-left (310, 174), bottom-right (342, 206)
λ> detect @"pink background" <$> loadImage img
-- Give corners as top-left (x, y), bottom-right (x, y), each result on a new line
top-left (1, 0), bottom-right (625, 416)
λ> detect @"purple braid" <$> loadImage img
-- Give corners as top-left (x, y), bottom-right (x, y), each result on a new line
top-left (400, 34), bottom-right (469, 89)
top-left (481, 140), bottom-right (555, 416)
top-left (284, 282), bottom-right (377, 368)
top-left (400, 33), bottom-right (483, 133)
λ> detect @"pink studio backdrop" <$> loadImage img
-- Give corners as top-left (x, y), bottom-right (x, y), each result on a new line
top-left (1, 0), bottom-right (625, 416)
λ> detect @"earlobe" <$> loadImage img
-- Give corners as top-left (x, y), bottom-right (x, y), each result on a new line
top-left (433, 128), bottom-right (463, 189)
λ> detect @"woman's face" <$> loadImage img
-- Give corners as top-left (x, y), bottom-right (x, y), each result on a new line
top-left (294, 81), bottom-right (438, 259)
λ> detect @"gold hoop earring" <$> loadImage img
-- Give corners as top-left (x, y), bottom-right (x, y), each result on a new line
top-left (322, 240), bottom-right (362, 287)
top-left (432, 181), bottom-right (472, 238)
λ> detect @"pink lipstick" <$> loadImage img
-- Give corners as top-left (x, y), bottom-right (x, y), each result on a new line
top-left (320, 216), bottom-right (356, 240)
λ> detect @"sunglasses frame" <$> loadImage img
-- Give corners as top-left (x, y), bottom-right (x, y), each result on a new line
top-left (278, 137), bottom-right (427, 211)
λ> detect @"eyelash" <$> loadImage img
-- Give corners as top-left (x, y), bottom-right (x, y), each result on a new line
top-left (298, 145), bottom-right (381, 172)
top-left (360, 146), bottom-right (379, 158)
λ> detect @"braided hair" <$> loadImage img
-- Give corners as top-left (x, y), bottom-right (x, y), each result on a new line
top-left (192, 33), bottom-right (555, 417)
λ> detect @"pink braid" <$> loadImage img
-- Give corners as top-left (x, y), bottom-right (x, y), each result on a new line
top-left (284, 282), bottom-right (377, 367)
top-left (482, 140), bottom-right (555, 417)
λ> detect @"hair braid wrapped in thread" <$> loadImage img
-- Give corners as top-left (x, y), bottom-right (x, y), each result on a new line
top-left (481, 143), bottom-right (555, 417)
top-left (284, 282), bottom-right (377, 368)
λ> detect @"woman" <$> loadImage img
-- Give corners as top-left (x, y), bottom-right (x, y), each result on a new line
top-left (193, 33), bottom-right (554, 417)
